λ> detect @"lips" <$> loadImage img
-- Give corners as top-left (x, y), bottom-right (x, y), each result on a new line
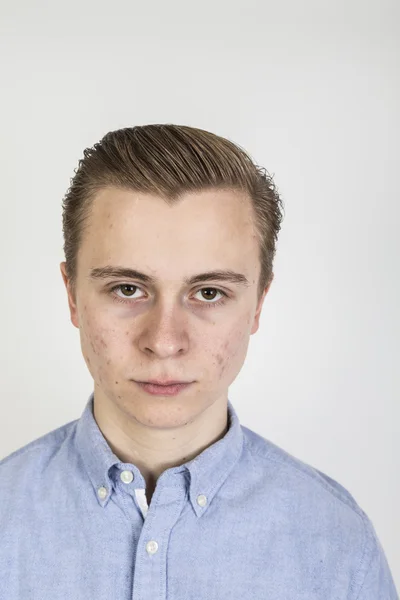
top-left (140, 380), bottom-right (191, 386)
top-left (135, 381), bottom-right (193, 396)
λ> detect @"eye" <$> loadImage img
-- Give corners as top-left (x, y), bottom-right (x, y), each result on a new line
top-left (194, 287), bottom-right (226, 305)
top-left (110, 284), bottom-right (142, 302)
top-left (109, 284), bottom-right (228, 308)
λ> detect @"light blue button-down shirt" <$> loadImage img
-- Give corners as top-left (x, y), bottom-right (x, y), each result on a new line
top-left (0, 392), bottom-right (398, 599)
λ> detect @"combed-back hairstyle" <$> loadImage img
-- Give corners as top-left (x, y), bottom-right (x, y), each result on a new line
top-left (62, 124), bottom-right (284, 301)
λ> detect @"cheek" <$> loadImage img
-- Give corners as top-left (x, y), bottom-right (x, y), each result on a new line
top-left (212, 323), bottom-right (250, 380)
top-left (79, 309), bottom-right (120, 371)
top-left (82, 320), bottom-right (107, 355)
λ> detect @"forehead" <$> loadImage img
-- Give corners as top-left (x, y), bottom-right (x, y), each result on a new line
top-left (79, 187), bottom-right (259, 277)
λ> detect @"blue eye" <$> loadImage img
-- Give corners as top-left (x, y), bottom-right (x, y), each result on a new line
top-left (108, 284), bottom-right (228, 308)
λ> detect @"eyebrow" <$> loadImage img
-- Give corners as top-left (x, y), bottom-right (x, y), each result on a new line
top-left (88, 266), bottom-right (251, 288)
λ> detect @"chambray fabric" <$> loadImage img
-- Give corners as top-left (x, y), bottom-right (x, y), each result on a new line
top-left (0, 391), bottom-right (398, 599)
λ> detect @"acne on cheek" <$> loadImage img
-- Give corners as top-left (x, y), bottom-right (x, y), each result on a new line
top-left (78, 306), bottom-right (114, 385)
top-left (209, 346), bottom-right (225, 380)
top-left (81, 317), bottom-right (113, 373)
top-left (215, 352), bottom-right (228, 379)
top-left (97, 363), bottom-right (105, 385)
top-left (80, 306), bottom-right (109, 351)
top-left (85, 329), bottom-right (102, 356)
top-left (213, 325), bottom-right (250, 380)
top-left (90, 334), bottom-right (113, 368)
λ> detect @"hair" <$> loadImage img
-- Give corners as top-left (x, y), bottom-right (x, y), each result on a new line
top-left (62, 124), bottom-right (285, 303)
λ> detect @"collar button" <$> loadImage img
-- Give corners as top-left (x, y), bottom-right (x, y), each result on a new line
top-left (197, 494), bottom-right (207, 507)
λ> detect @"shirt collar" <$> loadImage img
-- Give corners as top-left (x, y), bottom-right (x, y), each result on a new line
top-left (75, 391), bottom-right (244, 517)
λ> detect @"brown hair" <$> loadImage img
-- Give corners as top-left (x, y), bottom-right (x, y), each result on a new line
top-left (62, 124), bottom-right (284, 302)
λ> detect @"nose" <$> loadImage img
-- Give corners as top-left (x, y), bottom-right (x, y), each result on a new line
top-left (137, 303), bottom-right (189, 358)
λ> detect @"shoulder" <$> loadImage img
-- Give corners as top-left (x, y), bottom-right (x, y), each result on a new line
top-left (241, 424), bottom-right (365, 515)
top-left (240, 425), bottom-right (398, 599)
top-left (0, 417), bottom-right (78, 464)
top-left (0, 418), bottom-right (79, 495)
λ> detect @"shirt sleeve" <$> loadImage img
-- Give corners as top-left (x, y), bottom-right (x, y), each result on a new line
top-left (352, 514), bottom-right (399, 600)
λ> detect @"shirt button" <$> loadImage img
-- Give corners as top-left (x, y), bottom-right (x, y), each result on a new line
top-left (97, 486), bottom-right (108, 500)
top-left (120, 470), bottom-right (134, 484)
top-left (146, 540), bottom-right (159, 555)
top-left (197, 494), bottom-right (207, 507)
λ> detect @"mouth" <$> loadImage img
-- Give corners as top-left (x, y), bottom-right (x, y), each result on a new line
top-left (137, 379), bottom-right (193, 386)
top-left (134, 380), bottom-right (194, 396)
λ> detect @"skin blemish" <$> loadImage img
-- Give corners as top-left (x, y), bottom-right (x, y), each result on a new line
top-left (215, 353), bottom-right (223, 365)
top-left (219, 361), bottom-right (228, 378)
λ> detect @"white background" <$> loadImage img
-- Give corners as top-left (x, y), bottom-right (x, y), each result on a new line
top-left (0, 0), bottom-right (399, 587)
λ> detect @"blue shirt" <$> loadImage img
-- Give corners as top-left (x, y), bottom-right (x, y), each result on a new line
top-left (0, 392), bottom-right (398, 599)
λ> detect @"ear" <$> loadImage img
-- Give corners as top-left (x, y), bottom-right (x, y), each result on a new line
top-left (250, 273), bottom-right (274, 335)
top-left (60, 262), bottom-right (79, 328)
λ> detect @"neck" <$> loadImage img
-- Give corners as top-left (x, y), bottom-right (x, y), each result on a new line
top-left (92, 385), bottom-right (229, 499)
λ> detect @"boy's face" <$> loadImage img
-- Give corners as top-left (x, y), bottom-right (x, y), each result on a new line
top-left (61, 187), bottom-right (272, 429)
